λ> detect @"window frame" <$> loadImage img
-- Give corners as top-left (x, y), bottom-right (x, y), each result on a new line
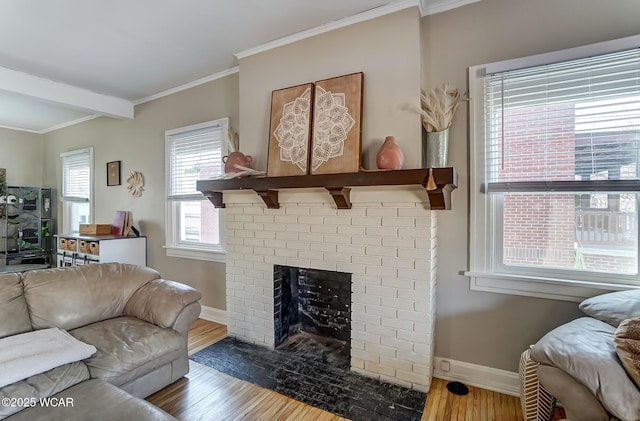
top-left (60, 147), bottom-right (94, 234)
top-left (164, 118), bottom-right (228, 263)
top-left (466, 35), bottom-right (640, 302)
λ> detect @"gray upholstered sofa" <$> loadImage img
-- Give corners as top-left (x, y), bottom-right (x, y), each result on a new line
top-left (0, 263), bottom-right (202, 420)
top-left (522, 289), bottom-right (640, 421)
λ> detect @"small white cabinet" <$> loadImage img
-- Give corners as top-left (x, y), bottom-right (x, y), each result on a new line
top-left (55, 234), bottom-right (146, 267)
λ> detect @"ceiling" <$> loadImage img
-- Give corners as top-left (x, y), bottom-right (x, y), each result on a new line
top-left (0, 0), bottom-right (475, 134)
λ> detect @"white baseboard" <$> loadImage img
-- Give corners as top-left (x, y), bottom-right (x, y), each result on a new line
top-left (433, 357), bottom-right (520, 397)
top-left (200, 305), bottom-right (227, 325)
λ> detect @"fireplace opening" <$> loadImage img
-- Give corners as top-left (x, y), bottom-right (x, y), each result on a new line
top-left (273, 265), bottom-right (351, 365)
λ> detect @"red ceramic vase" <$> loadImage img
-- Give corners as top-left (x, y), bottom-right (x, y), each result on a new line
top-left (223, 152), bottom-right (253, 173)
top-left (376, 136), bottom-right (404, 170)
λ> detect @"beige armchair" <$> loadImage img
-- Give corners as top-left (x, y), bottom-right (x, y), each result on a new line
top-left (520, 289), bottom-right (640, 421)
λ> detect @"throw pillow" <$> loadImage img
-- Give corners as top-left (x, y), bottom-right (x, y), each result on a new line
top-left (579, 289), bottom-right (640, 327)
top-left (614, 317), bottom-right (640, 389)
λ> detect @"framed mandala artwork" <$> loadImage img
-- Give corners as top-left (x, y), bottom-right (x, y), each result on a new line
top-left (310, 72), bottom-right (363, 175)
top-left (267, 83), bottom-right (314, 177)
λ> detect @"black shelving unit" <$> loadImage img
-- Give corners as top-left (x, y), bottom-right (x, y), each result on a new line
top-left (0, 186), bottom-right (54, 267)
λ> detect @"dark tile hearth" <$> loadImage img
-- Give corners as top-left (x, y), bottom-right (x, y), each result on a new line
top-left (190, 335), bottom-right (426, 421)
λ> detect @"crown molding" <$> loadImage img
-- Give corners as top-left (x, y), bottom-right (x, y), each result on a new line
top-left (235, 0), bottom-right (420, 60)
top-left (129, 0), bottom-right (483, 106)
top-left (134, 66), bottom-right (240, 106)
top-left (0, 123), bottom-right (42, 134)
top-left (41, 114), bottom-right (100, 134)
top-left (0, 111), bottom-right (100, 135)
top-left (419, 0), bottom-right (481, 16)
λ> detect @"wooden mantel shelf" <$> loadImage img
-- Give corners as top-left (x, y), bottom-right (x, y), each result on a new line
top-left (196, 168), bottom-right (458, 210)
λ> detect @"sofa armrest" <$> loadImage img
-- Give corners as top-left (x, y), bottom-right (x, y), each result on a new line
top-left (123, 279), bottom-right (202, 333)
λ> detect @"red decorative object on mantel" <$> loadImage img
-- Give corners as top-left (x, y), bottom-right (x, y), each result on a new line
top-left (223, 152), bottom-right (253, 174)
top-left (376, 136), bottom-right (404, 170)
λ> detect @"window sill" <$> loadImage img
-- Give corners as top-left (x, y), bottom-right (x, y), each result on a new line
top-left (464, 271), bottom-right (639, 302)
top-left (164, 245), bottom-right (226, 263)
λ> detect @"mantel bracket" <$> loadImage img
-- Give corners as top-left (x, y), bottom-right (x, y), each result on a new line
top-left (205, 192), bottom-right (225, 208)
top-left (326, 187), bottom-right (352, 209)
top-left (426, 187), bottom-right (446, 210)
top-left (255, 189), bottom-right (279, 209)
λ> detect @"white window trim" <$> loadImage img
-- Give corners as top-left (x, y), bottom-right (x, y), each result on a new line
top-left (164, 202), bottom-right (226, 263)
top-left (163, 246), bottom-right (226, 263)
top-left (164, 118), bottom-right (228, 262)
top-left (466, 36), bottom-right (640, 302)
top-left (60, 147), bottom-right (94, 233)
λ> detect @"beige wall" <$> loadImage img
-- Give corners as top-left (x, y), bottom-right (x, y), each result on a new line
top-left (422, 0), bottom-right (640, 371)
top-left (238, 7), bottom-right (422, 170)
top-left (0, 128), bottom-right (43, 186)
top-left (42, 74), bottom-right (240, 309)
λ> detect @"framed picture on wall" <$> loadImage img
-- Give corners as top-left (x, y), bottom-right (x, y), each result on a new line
top-left (310, 72), bottom-right (364, 175)
top-left (267, 83), bottom-right (314, 177)
top-left (107, 161), bottom-right (121, 186)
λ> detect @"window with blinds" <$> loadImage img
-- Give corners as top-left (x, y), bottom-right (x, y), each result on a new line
top-left (60, 147), bottom-right (93, 233)
top-left (166, 123), bottom-right (225, 200)
top-left (485, 47), bottom-right (640, 193)
top-left (61, 148), bottom-right (92, 202)
top-left (164, 118), bottom-right (228, 260)
top-left (467, 35), bottom-right (640, 295)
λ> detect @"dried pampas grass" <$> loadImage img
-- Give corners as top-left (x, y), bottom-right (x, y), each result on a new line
top-left (418, 84), bottom-right (468, 133)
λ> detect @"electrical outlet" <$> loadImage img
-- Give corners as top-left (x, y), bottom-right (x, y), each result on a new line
top-left (440, 360), bottom-right (451, 372)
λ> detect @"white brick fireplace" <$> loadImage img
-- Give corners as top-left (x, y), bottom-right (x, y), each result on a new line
top-left (223, 187), bottom-right (437, 392)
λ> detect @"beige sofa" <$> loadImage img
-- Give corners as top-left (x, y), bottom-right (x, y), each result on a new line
top-left (0, 263), bottom-right (202, 420)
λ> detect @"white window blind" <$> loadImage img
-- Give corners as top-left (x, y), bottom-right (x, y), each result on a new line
top-left (166, 123), bottom-right (224, 201)
top-left (485, 47), bottom-right (640, 193)
top-left (60, 148), bottom-right (92, 202)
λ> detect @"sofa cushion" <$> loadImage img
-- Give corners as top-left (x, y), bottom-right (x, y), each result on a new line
top-left (70, 316), bottom-right (184, 387)
top-left (0, 362), bottom-right (89, 420)
top-left (531, 317), bottom-right (640, 421)
top-left (614, 317), bottom-right (640, 389)
top-left (579, 289), bottom-right (640, 327)
top-left (22, 263), bottom-right (160, 331)
top-left (0, 273), bottom-right (31, 339)
top-left (4, 379), bottom-right (177, 421)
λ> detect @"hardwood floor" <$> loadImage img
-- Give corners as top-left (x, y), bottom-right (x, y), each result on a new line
top-left (186, 318), bottom-right (228, 355)
top-left (147, 319), bottom-right (565, 420)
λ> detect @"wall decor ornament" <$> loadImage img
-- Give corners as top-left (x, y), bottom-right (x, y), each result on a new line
top-left (126, 171), bottom-right (144, 197)
top-left (310, 72), bottom-right (363, 175)
top-left (107, 161), bottom-right (121, 186)
top-left (267, 83), bottom-right (314, 177)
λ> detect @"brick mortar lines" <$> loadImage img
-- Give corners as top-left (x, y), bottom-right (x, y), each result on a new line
top-left (225, 201), bottom-right (436, 392)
